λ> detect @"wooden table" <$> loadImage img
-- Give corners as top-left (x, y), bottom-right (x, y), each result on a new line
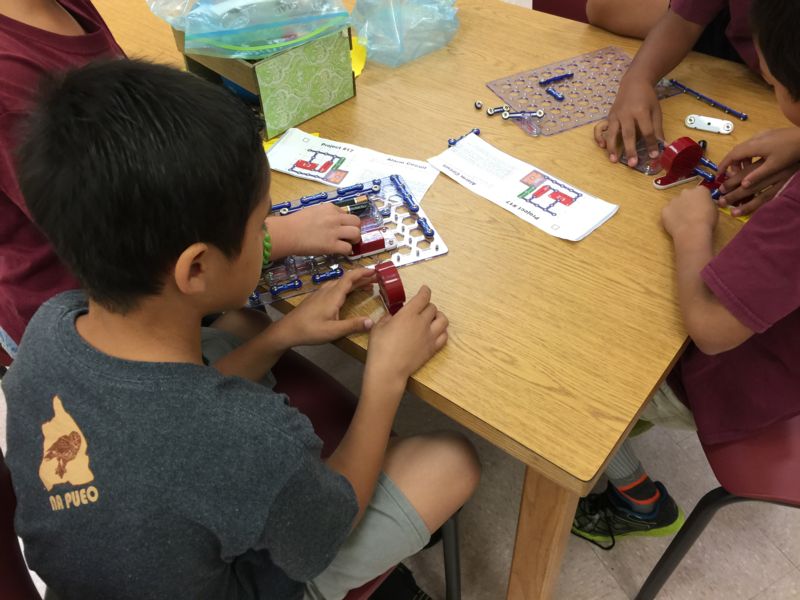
top-left (95, 1), bottom-right (790, 597)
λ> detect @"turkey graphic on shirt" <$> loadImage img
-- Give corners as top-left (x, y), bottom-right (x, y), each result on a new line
top-left (39, 396), bottom-right (94, 491)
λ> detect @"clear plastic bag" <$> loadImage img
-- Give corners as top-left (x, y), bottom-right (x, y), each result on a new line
top-left (147, 0), bottom-right (195, 28)
top-left (150, 0), bottom-right (350, 59)
top-left (352, 0), bottom-right (458, 68)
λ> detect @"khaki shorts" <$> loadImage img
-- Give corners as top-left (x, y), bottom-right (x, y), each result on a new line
top-left (640, 382), bottom-right (697, 431)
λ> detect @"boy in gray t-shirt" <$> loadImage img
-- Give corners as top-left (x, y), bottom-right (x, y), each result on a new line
top-left (4, 59), bottom-right (480, 599)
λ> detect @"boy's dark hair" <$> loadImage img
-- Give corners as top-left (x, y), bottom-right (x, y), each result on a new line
top-left (17, 59), bottom-right (268, 313)
top-left (751, 0), bottom-right (800, 100)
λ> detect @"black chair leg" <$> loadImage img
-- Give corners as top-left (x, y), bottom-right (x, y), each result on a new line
top-left (635, 487), bottom-right (746, 600)
top-left (442, 514), bottom-right (461, 600)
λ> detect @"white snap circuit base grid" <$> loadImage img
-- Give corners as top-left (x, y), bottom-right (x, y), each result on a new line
top-left (252, 175), bottom-right (448, 305)
top-left (486, 46), bottom-right (681, 137)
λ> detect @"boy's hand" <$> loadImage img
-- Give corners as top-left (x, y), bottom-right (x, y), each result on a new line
top-left (267, 203), bottom-right (362, 259)
top-left (717, 128), bottom-right (800, 216)
top-left (662, 185), bottom-right (718, 239)
top-left (365, 285), bottom-right (449, 388)
top-left (595, 77), bottom-right (664, 167)
top-left (274, 268), bottom-right (376, 347)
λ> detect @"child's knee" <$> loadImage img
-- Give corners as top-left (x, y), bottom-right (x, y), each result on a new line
top-left (422, 431), bottom-right (481, 499)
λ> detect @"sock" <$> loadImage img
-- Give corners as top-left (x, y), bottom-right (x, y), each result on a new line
top-left (605, 440), bottom-right (660, 514)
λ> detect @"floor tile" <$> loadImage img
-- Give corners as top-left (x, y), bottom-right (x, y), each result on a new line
top-left (555, 534), bottom-right (627, 600)
top-left (592, 428), bottom-right (796, 600)
top-left (752, 503), bottom-right (800, 570)
top-left (754, 569), bottom-right (800, 600)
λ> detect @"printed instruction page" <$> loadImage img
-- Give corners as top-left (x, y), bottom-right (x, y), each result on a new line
top-left (428, 133), bottom-right (618, 241)
top-left (268, 128), bottom-right (440, 202)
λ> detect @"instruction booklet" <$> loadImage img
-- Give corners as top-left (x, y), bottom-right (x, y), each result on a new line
top-left (267, 128), bottom-right (440, 202)
top-left (428, 133), bottom-right (618, 241)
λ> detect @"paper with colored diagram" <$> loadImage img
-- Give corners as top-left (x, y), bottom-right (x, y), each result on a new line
top-left (267, 127), bottom-right (439, 203)
top-left (427, 133), bottom-right (618, 241)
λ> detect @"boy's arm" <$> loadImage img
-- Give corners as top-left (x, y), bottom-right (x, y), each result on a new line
top-left (598, 9), bottom-right (705, 165)
top-left (324, 369), bottom-right (403, 521)
top-left (663, 187), bottom-right (754, 355)
top-left (266, 203), bottom-right (361, 260)
top-left (211, 319), bottom-right (294, 381)
top-left (325, 286), bottom-right (448, 524)
top-left (212, 269), bottom-right (375, 381)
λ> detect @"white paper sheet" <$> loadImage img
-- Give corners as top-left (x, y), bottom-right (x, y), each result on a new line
top-left (427, 134), bottom-right (618, 241)
top-left (267, 128), bottom-right (439, 202)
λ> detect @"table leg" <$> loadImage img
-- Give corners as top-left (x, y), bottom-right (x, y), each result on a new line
top-left (506, 466), bottom-right (580, 600)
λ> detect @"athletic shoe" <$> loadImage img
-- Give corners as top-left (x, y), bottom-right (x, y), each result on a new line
top-left (571, 481), bottom-right (685, 550)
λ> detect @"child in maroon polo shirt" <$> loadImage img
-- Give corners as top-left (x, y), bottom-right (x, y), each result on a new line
top-left (0, 2), bottom-right (364, 367)
top-left (592, 0), bottom-right (755, 172)
top-left (573, 0), bottom-right (800, 549)
top-left (0, 1), bottom-right (123, 365)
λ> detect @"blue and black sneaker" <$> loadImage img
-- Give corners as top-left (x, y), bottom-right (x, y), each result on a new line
top-left (571, 481), bottom-right (685, 550)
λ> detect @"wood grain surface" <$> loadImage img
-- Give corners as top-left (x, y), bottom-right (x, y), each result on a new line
top-left (94, 0), bottom-right (789, 495)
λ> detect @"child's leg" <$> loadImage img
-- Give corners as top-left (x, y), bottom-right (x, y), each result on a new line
top-left (605, 440), bottom-right (662, 513)
top-left (382, 433), bottom-right (481, 533)
top-left (305, 433), bottom-right (480, 600)
top-left (572, 383), bottom-right (690, 548)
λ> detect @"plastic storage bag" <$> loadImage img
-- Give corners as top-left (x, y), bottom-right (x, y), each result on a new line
top-left (148, 0), bottom-right (194, 28)
top-left (352, 0), bottom-right (458, 68)
top-left (149, 0), bottom-right (350, 60)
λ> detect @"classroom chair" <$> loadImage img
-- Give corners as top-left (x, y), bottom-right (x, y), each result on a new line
top-left (1, 448), bottom-right (40, 600)
top-left (635, 412), bottom-right (800, 599)
top-left (531, 0), bottom-right (588, 24)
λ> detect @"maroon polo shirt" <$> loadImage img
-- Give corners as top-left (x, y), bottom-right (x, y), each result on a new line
top-left (0, 1), bottom-right (122, 350)
top-left (671, 0), bottom-right (757, 72)
top-left (670, 173), bottom-right (800, 445)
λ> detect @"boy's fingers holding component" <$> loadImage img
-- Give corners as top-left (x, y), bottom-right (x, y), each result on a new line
top-left (620, 118), bottom-right (639, 167)
top-left (405, 285), bottom-right (432, 313)
top-left (332, 239), bottom-right (357, 255)
top-left (337, 211), bottom-right (361, 230)
top-left (339, 222), bottom-right (362, 243)
top-left (604, 119), bottom-right (622, 162)
top-left (336, 267), bottom-right (376, 293)
top-left (593, 120), bottom-right (609, 148)
top-left (652, 103), bottom-right (665, 155)
top-left (430, 310), bottom-right (449, 336)
top-left (327, 315), bottom-right (374, 339)
top-left (435, 331), bottom-right (449, 351)
top-left (637, 118), bottom-right (660, 162)
top-left (727, 190), bottom-right (775, 217)
top-left (420, 301), bottom-right (438, 324)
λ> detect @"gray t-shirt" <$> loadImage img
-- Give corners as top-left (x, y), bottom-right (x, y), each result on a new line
top-left (4, 291), bottom-right (358, 599)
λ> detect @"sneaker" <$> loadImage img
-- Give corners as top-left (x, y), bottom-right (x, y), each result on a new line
top-left (571, 481), bottom-right (685, 550)
top-left (371, 563), bottom-right (433, 600)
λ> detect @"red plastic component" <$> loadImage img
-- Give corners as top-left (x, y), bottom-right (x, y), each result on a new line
top-left (533, 185), bottom-right (551, 198)
top-left (350, 231), bottom-right (386, 259)
top-left (654, 137), bottom-right (704, 189)
top-left (375, 262), bottom-right (405, 315)
top-left (549, 190), bottom-right (575, 206)
top-left (653, 137), bottom-right (729, 198)
top-left (319, 160), bottom-right (333, 172)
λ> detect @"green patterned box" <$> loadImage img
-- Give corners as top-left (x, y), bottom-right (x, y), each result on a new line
top-left (173, 27), bottom-right (355, 139)
top-left (256, 28), bottom-right (355, 138)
